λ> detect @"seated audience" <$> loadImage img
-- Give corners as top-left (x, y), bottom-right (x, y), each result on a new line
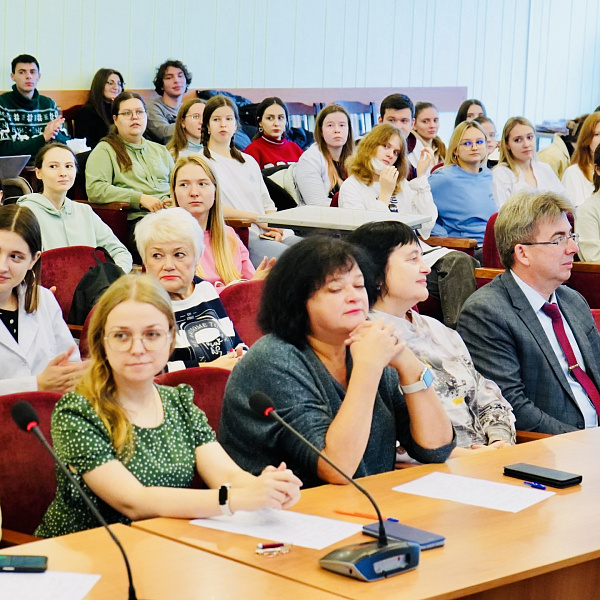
top-left (575, 144), bottom-right (600, 261)
top-left (474, 115), bottom-right (499, 167)
top-left (562, 112), bottom-right (600, 207)
top-left (338, 123), bottom-right (477, 328)
top-left (171, 154), bottom-right (273, 287)
top-left (457, 190), bottom-right (600, 434)
top-left (86, 92), bottom-right (174, 251)
top-left (430, 120), bottom-right (496, 249)
top-left (413, 102), bottom-right (446, 165)
top-left (538, 115), bottom-right (587, 179)
top-left (18, 143), bottom-right (132, 272)
top-left (492, 117), bottom-right (565, 208)
top-left (0, 204), bottom-right (86, 394)
top-left (0, 54), bottom-right (69, 158)
top-left (295, 104), bottom-right (354, 205)
top-left (244, 97), bottom-right (303, 168)
top-left (348, 221), bottom-right (515, 455)
top-left (454, 99), bottom-right (486, 127)
top-left (166, 98), bottom-right (205, 161)
top-left (135, 207), bottom-right (246, 371)
top-left (74, 68), bottom-right (124, 150)
top-left (35, 273), bottom-right (301, 537)
top-left (201, 95), bottom-right (296, 266)
top-left (219, 236), bottom-right (455, 488)
top-left (146, 59), bottom-right (192, 144)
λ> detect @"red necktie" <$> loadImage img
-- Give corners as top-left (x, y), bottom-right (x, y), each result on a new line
top-left (542, 302), bottom-right (600, 417)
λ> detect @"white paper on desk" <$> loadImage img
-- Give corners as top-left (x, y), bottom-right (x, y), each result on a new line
top-left (0, 570), bottom-right (100, 600)
top-left (393, 472), bottom-right (554, 512)
top-left (190, 508), bottom-right (362, 549)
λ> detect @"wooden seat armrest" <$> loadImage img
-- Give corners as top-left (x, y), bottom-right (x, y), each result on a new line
top-left (516, 430), bottom-right (553, 444)
top-left (424, 236), bottom-right (479, 249)
top-left (225, 218), bottom-right (253, 228)
top-left (69, 324), bottom-right (83, 338)
top-left (0, 529), bottom-right (41, 547)
top-left (75, 199), bottom-right (130, 211)
top-left (474, 267), bottom-right (504, 279)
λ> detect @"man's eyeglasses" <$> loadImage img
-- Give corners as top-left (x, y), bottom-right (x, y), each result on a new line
top-left (118, 110), bottom-right (146, 119)
top-left (520, 233), bottom-right (579, 248)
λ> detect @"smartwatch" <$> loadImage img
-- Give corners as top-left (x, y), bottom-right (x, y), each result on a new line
top-left (400, 367), bottom-right (434, 395)
top-left (219, 483), bottom-right (233, 516)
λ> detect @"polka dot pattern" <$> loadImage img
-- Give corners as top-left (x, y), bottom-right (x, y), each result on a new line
top-left (0, 307), bottom-right (18, 341)
top-left (35, 384), bottom-right (216, 538)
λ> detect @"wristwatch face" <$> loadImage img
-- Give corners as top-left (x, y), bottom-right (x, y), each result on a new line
top-left (423, 368), bottom-right (434, 389)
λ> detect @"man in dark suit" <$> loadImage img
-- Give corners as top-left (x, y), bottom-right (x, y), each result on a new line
top-left (457, 190), bottom-right (600, 434)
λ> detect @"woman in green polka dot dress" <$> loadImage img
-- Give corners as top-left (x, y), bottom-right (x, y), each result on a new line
top-left (36, 274), bottom-right (302, 537)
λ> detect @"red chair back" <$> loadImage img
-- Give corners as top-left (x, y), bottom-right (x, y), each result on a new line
top-left (482, 212), bottom-right (503, 268)
top-left (219, 280), bottom-right (266, 346)
top-left (155, 367), bottom-right (230, 435)
top-left (567, 264), bottom-right (600, 309)
top-left (40, 246), bottom-right (106, 323)
top-left (330, 192), bottom-right (339, 207)
top-left (78, 305), bottom-right (97, 360)
top-left (0, 391), bottom-right (61, 536)
top-left (591, 309), bottom-right (600, 332)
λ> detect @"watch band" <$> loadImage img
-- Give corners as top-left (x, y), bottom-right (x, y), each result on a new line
top-left (400, 367), bottom-right (434, 395)
top-left (219, 483), bottom-right (233, 516)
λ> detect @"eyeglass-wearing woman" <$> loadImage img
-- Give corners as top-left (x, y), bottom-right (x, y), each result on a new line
top-left (430, 120), bottom-right (496, 250)
top-left (86, 91), bottom-right (174, 253)
top-left (35, 274), bottom-right (301, 537)
top-left (74, 68), bottom-right (125, 150)
top-left (492, 116), bottom-right (564, 208)
top-left (167, 98), bottom-right (206, 162)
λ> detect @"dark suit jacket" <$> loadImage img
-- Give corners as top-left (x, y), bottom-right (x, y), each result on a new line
top-left (457, 270), bottom-right (600, 433)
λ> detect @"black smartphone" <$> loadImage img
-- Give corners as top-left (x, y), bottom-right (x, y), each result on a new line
top-left (503, 462), bottom-right (582, 488)
top-left (0, 555), bottom-right (48, 573)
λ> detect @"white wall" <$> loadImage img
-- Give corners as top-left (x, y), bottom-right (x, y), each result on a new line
top-left (1, 0), bottom-right (599, 140)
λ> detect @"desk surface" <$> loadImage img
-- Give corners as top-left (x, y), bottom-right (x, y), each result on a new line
top-left (134, 430), bottom-right (600, 600)
top-left (256, 206), bottom-right (430, 231)
top-left (2, 524), bottom-right (345, 599)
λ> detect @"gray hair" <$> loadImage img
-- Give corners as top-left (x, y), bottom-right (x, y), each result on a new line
top-left (135, 207), bottom-right (204, 263)
top-left (495, 190), bottom-right (574, 269)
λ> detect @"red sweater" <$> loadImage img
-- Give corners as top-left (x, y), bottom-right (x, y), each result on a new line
top-left (244, 136), bottom-right (303, 169)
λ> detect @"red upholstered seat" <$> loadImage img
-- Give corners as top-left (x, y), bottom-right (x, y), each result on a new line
top-left (219, 279), bottom-right (266, 347)
top-left (0, 391), bottom-right (61, 541)
top-left (155, 366), bottom-right (231, 436)
top-left (40, 246), bottom-right (106, 323)
top-left (482, 212), bottom-right (502, 268)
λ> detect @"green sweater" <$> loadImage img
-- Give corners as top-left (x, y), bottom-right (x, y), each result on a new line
top-left (0, 85), bottom-right (70, 157)
top-left (85, 137), bottom-right (174, 220)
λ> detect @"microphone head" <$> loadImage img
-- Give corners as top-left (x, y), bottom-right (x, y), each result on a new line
top-left (11, 401), bottom-right (40, 432)
top-left (249, 392), bottom-right (275, 417)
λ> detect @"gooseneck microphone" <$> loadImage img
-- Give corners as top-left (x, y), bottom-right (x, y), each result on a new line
top-left (248, 391), bottom-right (420, 582)
top-left (11, 401), bottom-right (138, 600)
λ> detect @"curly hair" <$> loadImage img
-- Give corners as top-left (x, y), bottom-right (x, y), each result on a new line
top-left (153, 59), bottom-right (192, 95)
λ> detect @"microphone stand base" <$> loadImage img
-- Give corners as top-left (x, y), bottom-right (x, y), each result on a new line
top-left (320, 540), bottom-right (420, 582)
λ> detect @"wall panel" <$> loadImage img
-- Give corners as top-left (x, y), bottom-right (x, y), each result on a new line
top-left (0, 0), bottom-right (599, 141)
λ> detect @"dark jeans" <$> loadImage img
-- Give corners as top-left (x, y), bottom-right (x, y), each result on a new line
top-left (427, 251), bottom-right (480, 329)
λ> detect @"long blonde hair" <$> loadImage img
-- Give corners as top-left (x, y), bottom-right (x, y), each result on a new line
top-left (171, 155), bottom-right (242, 284)
top-left (76, 275), bottom-right (176, 461)
top-left (497, 116), bottom-right (536, 176)
top-left (167, 98), bottom-right (205, 161)
top-left (346, 124), bottom-right (407, 195)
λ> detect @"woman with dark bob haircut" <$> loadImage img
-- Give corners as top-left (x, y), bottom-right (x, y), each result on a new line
top-left (219, 236), bottom-right (455, 488)
top-left (347, 221), bottom-right (515, 459)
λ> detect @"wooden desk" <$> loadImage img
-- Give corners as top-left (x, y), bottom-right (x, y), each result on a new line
top-left (256, 206), bottom-right (430, 237)
top-left (2, 524), bottom-right (344, 599)
top-left (134, 432), bottom-right (600, 599)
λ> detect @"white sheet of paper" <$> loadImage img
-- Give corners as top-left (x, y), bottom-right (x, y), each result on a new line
top-left (190, 508), bottom-right (362, 549)
top-left (393, 472), bottom-right (554, 512)
top-left (0, 570), bottom-right (100, 600)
